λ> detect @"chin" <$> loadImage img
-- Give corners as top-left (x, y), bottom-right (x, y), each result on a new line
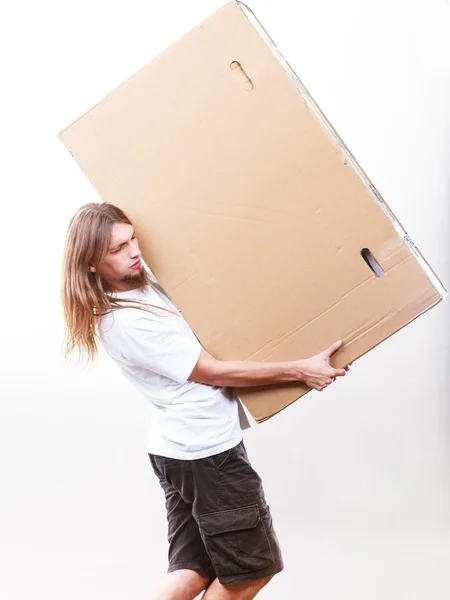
top-left (122, 266), bottom-right (150, 286)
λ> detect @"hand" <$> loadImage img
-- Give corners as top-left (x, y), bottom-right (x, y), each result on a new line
top-left (296, 340), bottom-right (350, 392)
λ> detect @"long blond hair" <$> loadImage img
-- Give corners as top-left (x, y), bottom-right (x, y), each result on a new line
top-left (61, 202), bottom-right (161, 364)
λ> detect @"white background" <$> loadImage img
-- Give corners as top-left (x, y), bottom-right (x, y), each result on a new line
top-left (1, 0), bottom-right (449, 598)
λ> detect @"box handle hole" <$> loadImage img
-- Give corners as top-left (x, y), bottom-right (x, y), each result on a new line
top-left (361, 248), bottom-right (384, 277)
top-left (230, 61), bottom-right (253, 91)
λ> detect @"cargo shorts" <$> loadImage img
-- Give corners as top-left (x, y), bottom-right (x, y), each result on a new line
top-left (148, 440), bottom-right (284, 585)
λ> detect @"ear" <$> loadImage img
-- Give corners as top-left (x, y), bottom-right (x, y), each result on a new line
top-left (88, 266), bottom-right (96, 273)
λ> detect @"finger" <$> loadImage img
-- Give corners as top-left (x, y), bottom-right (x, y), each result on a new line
top-left (334, 368), bottom-right (347, 377)
top-left (324, 339), bottom-right (343, 357)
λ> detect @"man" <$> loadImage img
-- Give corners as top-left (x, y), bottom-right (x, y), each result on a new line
top-left (62, 202), bottom-right (349, 600)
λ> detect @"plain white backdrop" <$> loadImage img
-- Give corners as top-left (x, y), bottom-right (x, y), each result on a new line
top-left (1, 1), bottom-right (449, 598)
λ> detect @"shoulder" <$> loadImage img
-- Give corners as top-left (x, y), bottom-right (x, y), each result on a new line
top-left (100, 304), bottom-right (153, 329)
top-left (98, 309), bottom-right (122, 340)
top-left (100, 303), bottom-right (177, 339)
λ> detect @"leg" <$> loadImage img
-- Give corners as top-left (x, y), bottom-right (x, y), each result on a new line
top-left (148, 569), bottom-right (210, 600)
top-left (148, 454), bottom-right (216, 598)
top-left (202, 575), bottom-right (274, 599)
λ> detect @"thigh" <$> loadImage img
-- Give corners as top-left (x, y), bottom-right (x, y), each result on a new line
top-left (149, 454), bottom-right (215, 579)
top-left (191, 442), bottom-right (284, 585)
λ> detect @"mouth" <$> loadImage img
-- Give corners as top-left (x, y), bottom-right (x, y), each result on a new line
top-left (130, 258), bottom-right (142, 269)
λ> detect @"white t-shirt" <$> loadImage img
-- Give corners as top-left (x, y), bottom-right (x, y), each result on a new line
top-left (99, 274), bottom-right (246, 459)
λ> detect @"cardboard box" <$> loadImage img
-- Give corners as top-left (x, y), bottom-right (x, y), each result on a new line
top-left (59, 1), bottom-right (447, 423)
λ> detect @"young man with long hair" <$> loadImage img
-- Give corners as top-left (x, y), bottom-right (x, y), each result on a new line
top-left (62, 202), bottom-right (349, 600)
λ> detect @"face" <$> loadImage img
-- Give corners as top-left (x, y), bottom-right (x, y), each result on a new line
top-left (90, 222), bottom-right (145, 292)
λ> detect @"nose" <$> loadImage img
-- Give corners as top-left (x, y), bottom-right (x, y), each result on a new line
top-left (130, 240), bottom-right (141, 259)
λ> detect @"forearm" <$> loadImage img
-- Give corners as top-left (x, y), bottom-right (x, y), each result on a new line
top-left (212, 359), bottom-right (302, 387)
top-left (189, 351), bottom-right (305, 387)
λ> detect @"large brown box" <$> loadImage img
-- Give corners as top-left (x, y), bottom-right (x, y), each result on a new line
top-left (59, 1), bottom-right (446, 422)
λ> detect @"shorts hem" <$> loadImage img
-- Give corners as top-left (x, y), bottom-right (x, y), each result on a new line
top-left (168, 561), bottom-right (215, 580)
top-left (217, 559), bottom-right (284, 586)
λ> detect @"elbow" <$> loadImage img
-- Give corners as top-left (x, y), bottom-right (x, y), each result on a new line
top-left (188, 350), bottom-right (223, 386)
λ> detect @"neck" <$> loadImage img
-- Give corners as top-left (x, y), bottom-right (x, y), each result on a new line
top-left (110, 280), bottom-right (142, 293)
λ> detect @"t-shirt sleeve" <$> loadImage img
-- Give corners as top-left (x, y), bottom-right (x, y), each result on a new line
top-left (117, 311), bottom-right (202, 384)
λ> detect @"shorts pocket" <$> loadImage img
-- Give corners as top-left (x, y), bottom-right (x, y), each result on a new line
top-left (209, 446), bottom-right (235, 470)
top-left (198, 505), bottom-right (274, 577)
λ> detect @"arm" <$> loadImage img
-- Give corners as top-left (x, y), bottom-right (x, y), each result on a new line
top-left (189, 350), bottom-right (301, 387)
top-left (188, 340), bottom-right (349, 392)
